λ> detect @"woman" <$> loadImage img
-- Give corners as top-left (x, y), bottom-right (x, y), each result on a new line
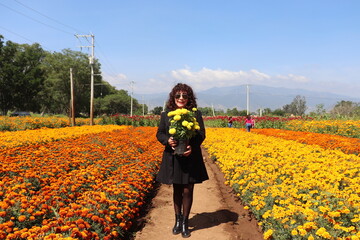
top-left (245, 115), bottom-right (255, 132)
top-left (156, 83), bottom-right (209, 238)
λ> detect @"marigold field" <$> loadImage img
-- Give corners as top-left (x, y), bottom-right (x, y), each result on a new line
top-left (0, 126), bottom-right (163, 240)
top-left (203, 128), bottom-right (360, 240)
top-left (1, 118), bottom-right (360, 240)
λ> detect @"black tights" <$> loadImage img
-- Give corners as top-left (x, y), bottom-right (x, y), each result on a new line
top-left (173, 183), bottom-right (194, 218)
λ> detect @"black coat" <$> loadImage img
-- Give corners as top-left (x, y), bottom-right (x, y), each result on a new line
top-left (156, 110), bottom-right (209, 184)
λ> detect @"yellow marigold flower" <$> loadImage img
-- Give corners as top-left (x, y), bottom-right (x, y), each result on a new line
top-left (182, 120), bottom-right (189, 127)
top-left (167, 111), bottom-right (175, 117)
top-left (243, 206), bottom-right (249, 210)
top-left (328, 211), bottom-right (341, 218)
top-left (298, 228), bottom-right (307, 236)
top-left (263, 229), bottom-right (273, 240)
top-left (291, 229), bottom-right (298, 236)
top-left (319, 206), bottom-right (329, 213)
top-left (316, 227), bottom-right (331, 239)
top-left (341, 208), bottom-right (351, 214)
top-left (308, 234), bottom-right (315, 240)
top-left (195, 125), bottom-right (200, 130)
top-left (192, 108), bottom-right (197, 111)
top-left (174, 115), bottom-right (181, 121)
top-left (180, 108), bottom-right (188, 114)
top-left (169, 128), bottom-right (176, 135)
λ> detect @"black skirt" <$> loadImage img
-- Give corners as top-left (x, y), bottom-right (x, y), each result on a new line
top-left (156, 146), bottom-right (209, 184)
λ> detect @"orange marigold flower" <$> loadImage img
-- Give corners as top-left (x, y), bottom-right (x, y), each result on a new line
top-left (18, 215), bottom-right (26, 222)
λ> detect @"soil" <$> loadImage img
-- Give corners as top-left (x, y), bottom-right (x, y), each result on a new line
top-left (131, 147), bottom-right (264, 240)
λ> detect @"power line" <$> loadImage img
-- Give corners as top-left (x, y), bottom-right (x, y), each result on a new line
top-left (0, 25), bottom-right (52, 51)
top-left (2, 1), bottom-right (121, 90)
top-left (13, 0), bottom-right (84, 34)
top-left (0, 2), bottom-right (73, 35)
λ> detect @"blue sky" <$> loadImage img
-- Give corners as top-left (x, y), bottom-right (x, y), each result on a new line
top-left (1, 0), bottom-right (359, 98)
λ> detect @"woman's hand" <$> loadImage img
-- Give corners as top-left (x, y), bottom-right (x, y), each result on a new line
top-left (183, 145), bottom-right (192, 157)
top-left (168, 137), bottom-right (177, 150)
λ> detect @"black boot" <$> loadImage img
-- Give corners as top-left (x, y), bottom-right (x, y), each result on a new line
top-left (181, 217), bottom-right (191, 238)
top-left (172, 214), bottom-right (182, 235)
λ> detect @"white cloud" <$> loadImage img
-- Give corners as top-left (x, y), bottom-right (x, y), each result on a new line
top-left (102, 72), bottom-right (129, 90)
top-left (154, 67), bottom-right (307, 93)
top-left (102, 67), bottom-right (314, 94)
top-left (275, 74), bottom-right (309, 83)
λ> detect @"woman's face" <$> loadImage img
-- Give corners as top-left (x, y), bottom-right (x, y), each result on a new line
top-left (175, 91), bottom-right (188, 109)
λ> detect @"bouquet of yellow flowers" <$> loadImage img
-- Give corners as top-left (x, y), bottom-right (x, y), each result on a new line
top-left (168, 108), bottom-right (200, 140)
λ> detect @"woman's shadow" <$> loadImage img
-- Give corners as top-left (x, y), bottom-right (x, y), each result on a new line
top-left (188, 209), bottom-right (239, 232)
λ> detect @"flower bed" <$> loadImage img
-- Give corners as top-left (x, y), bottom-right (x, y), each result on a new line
top-left (203, 128), bottom-right (360, 240)
top-left (285, 120), bottom-right (360, 138)
top-left (252, 128), bottom-right (360, 155)
top-left (0, 126), bottom-right (162, 239)
top-left (0, 117), bottom-right (102, 132)
top-left (0, 125), bottom-right (127, 149)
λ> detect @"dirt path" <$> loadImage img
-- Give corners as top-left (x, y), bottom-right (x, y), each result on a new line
top-left (133, 148), bottom-right (264, 240)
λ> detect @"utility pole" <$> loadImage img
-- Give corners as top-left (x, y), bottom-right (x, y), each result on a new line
top-left (246, 84), bottom-right (250, 115)
top-left (130, 81), bottom-right (135, 116)
top-left (70, 68), bottom-right (75, 126)
top-left (75, 34), bottom-right (95, 125)
top-left (142, 96), bottom-right (145, 116)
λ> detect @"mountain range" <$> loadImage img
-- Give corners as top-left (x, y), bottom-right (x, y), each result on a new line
top-left (134, 85), bottom-right (360, 113)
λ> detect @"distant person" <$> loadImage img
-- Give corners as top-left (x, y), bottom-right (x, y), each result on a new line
top-left (245, 115), bottom-right (255, 132)
top-left (156, 83), bottom-right (209, 238)
top-left (228, 116), bottom-right (233, 127)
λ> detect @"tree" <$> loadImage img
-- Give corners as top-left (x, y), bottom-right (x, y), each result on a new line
top-left (41, 49), bottom-right (105, 116)
top-left (152, 106), bottom-right (163, 115)
top-left (272, 108), bottom-right (286, 116)
top-left (309, 104), bottom-right (327, 117)
top-left (0, 38), bottom-right (45, 114)
top-left (283, 95), bottom-right (307, 116)
top-left (198, 107), bottom-right (213, 116)
top-left (226, 107), bottom-right (242, 116)
top-left (330, 100), bottom-right (360, 117)
top-left (94, 89), bottom-right (136, 115)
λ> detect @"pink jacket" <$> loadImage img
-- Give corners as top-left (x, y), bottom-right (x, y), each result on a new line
top-left (245, 119), bottom-right (255, 126)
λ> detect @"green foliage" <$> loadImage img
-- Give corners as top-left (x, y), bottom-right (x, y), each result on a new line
top-left (0, 38), bottom-right (45, 114)
top-left (168, 108), bottom-right (200, 140)
top-left (282, 95), bottom-right (307, 116)
top-left (151, 106), bottom-right (163, 115)
top-left (330, 100), bottom-right (360, 117)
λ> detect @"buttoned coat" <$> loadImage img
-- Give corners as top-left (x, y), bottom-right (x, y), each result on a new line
top-left (156, 110), bottom-right (209, 184)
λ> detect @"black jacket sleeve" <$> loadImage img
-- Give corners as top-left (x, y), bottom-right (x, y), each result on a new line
top-left (156, 111), bottom-right (170, 146)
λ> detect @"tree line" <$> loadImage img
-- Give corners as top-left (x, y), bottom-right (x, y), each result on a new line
top-left (0, 35), bottom-right (145, 116)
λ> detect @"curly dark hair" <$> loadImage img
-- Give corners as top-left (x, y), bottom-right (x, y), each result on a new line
top-left (166, 83), bottom-right (198, 111)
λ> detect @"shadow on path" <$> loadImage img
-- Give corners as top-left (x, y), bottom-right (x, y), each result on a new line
top-left (189, 209), bottom-right (239, 232)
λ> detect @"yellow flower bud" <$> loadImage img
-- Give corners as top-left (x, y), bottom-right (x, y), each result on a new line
top-left (182, 120), bottom-right (189, 127)
top-left (174, 115), bottom-right (181, 121)
top-left (192, 108), bottom-right (197, 111)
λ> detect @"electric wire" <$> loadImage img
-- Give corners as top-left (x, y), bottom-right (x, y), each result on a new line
top-left (13, 0), bottom-right (85, 34)
top-left (0, 25), bottom-right (52, 51)
top-left (0, 2), bottom-right (73, 35)
top-left (1, 1), bottom-right (122, 90)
